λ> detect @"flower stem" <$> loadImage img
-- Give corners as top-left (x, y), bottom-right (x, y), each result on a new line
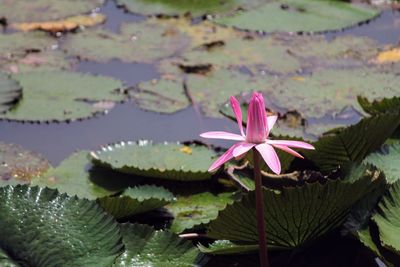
top-left (253, 148), bottom-right (269, 267)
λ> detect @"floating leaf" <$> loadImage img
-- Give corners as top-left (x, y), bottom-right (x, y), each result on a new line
top-left (0, 73), bottom-right (22, 114)
top-left (215, 0), bottom-right (379, 33)
top-left (208, 165), bottom-right (382, 249)
top-left (364, 143), bottom-right (400, 184)
top-left (98, 185), bottom-right (174, 219)
top-left (358, 96), bottom-right (400, 116)
top-left (306, 114), bottom-right (400, 172)
top-left (372, 181), bottom-right (400, 256)
top-left (166, 192), bottom-right (235, 233)
top-left (115, 223), bottom-right (201, 267)
top-left (64, 21), bottom-right (191, 63)
top-left (198, 240), bottom-right (258, 255)
top-left (132, 79), bottom-right (190, 114)
top-left (181, 35), bottom-right (302, 74)
top-left (0, 71), bottom-right (124, 122)
top-left (91, 141), bottom-right (216, 181)
top-left (0, 142), bottom-right (50, 186)
top-left (32, 151), bottom-right (117, 199)
top-left (0, 0), bottom-right (105, 23)
top-left (115, 0), bottom-right (262, 17)
top-left (11, 13), bottom-right (106, 32)
top-left (0, 185), bottom-right (122, 266)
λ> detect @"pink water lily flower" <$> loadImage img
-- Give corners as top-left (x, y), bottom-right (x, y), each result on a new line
top-left (200, 92), bottom-right (315, 174)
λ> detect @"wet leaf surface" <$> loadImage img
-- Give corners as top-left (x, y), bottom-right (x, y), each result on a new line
top-left (0, 0), bottom-right (105, 23)
top-left (0, 141), bottom-right (50, 186)
top-left (0, 72), bottom-right (22, 114)
top-left (0, 71), bottom-right (125, 122)
top-left (215, 0), bottom-right (379, 33)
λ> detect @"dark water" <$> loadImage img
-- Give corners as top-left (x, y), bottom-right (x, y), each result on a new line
top-left (0, 2), bottom-right (399, 165)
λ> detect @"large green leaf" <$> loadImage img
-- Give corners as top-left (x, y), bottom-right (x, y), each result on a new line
top-left (115, 0), bottom-right (262, 17)
top-left (64, 21), bottom-right (190, 64)
top-left (90, 141), bottom-right (216, 181)
top-left (358, 96), bottom-right (400, 116)
top-left (0, 185), bottom-right (122, 267)
top-left (198, 240), bottom-right (258, 255)
top-left (0, 0), bottom-right (105, 23)
top-left (306, 113), bottom-right (400, 172)
top-left (166, 192), bottom-right (235, 233)
top-left (0, 142), bottom-right (50, 186)
top-left (0, 73), bottom-right (21, 114)
top-left (215, 0), bottom-right (379, 33)
top-left (115, 223), bottom-right (201, 267)
top-left (98, 185), bottom-right (174, 219)
top-left (372, 181), bottom-right (400, 256)
top-left (0, 71), bottom-right (125, 122)
top-left (364, 143), bottom-right (400, 184)
top-left (207, 165), bottom-right (383, 249)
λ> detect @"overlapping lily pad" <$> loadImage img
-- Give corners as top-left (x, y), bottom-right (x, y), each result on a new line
top-left (115, 223), bottom-right (201, 267)
top-left (198, 240), bottom-right (258, 255)
top-left (0, 142), bottom-right (50, 186)
top-left (207, 165), bottom-right (383, 249)
top-left (98, 185), bottom-right (174, 218)
top-left (0, 71), bottom-right (125, 122)
top-left (0, 73), bottom-right (22, 113)
top-left (214, 0), bottom-right (379, 33)
top-left (0, 185), bottom-right (122, 266)
top-left (64, 21), bottom-right (191, 63)
top-left (166, 192), bottom-right (235, 233)
top-left (132, 79), bottom-right (190, 114)
top-left (0, 0), bottom-right (105, 23)
top-left (116, 0), bottom-right (262, 17)
top-left (91, 141), bottom-right (216, 181)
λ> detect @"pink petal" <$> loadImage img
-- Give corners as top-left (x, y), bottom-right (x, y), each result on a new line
top-left (200, 131), bottom-right (245, 141)
top-left (230, 96), bottom-right (245, 136)
top-left (246, 92), bottom-right (267, 143)
top-left (255, 143), bottom-right (281, 175)
top-left (272, 144), bottom-right (304, 159)
top-left (232, 142), bottom-right (255, 157)
top-left (266, 115), bottom-right (278, 136)
top-left (208, 143), bottom-right (240, 172)
top-left (266, 140), bottom-right (315, 150)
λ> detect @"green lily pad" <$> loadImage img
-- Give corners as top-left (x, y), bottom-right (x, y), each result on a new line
top-left (90, 141), bottom-right (216, 181)
top-left (64, 21), bottom-right (191, 63)
top-left (116, 0), bottom-right (262, 17)
top-left (306, 113), bottom-right (400, 172)
top-left (372, 181), bottom-right (400, 256)
top-left (0, 73), bottom-right (21, 114)
top-left (207, 165), bottom-right (383, 249)
top-left (0, 185), bottom-right (122, 266)
top-left (98, 185), bottom-right (174, 219)
top-left (364, 143), bottom-right (400, 184)
top-left (0, 0), bottom-right (105, 23)
top-left (180, 36), bottom-right (302, 74)
top-left (32, 151), bottom-right (117, 200)
top-left (0, 142), bottom-right (50, 186)
top-left (0, 71), bottom-right (125, 122)
top-left (132, 78), bottom-right (190, 114)
top-left (166, 192), bottom-right (235, 234)
top-left (115, 223), bottom-right (201, 267)
top-left (214, 0), bottom-right (379, 33)
top-left (358, 96), bottom-right (400, 116)
top-left (198, 240), bottom-right (258, 255)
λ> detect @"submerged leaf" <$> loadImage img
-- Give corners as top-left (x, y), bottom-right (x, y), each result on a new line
top-left (115, 223), bottom-right (201, 267)
top-left (0, 71), bottom-right (125, 122)
top-left (0, 185), bottom-right (122, 266)
top-left (91, 141), bottom-right (216, 181)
